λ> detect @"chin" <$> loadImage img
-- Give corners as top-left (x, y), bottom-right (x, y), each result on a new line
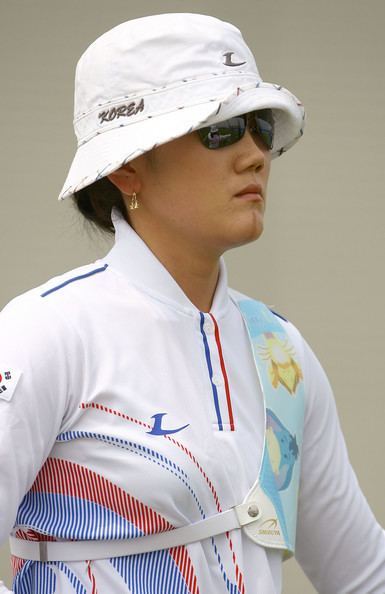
top-left (219, 227), bottom-right (264, 254)
top-left (215, 213), bottom-right (265, 253)
top-left (233, 217), bottom-right (265, 247)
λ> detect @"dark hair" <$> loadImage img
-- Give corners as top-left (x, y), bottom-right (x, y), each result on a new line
top-left (72, 177), bottom-right (128, 233)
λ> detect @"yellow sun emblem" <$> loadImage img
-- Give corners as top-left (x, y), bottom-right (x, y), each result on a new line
top-left (258, 332), bottom-right (303, 395)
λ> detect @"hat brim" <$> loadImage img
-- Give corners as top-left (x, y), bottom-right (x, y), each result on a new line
top-left (58, 83), bottom-right (304, 201)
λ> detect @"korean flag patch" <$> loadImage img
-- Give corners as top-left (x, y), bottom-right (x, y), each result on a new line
top-left (0, 369), bottom-right (22, 402)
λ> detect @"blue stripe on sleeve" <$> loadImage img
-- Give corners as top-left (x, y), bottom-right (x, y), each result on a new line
top-left (41, 264), bottom-right (108, 297)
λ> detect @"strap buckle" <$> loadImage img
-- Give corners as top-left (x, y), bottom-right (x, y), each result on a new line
top-left (234, 500), bottom-right (261, 527)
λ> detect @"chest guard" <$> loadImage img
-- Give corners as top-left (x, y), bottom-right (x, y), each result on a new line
top-left (234, 294), bottom-right (305, 558)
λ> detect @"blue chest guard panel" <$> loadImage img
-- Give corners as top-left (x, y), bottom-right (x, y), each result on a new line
top-left (232, 293), bottom-right (305, 558)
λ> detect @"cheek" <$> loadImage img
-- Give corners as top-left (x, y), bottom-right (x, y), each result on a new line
top-left (146, 137), bottom-right (233, 210)
top-left (165, 162), bottom-right (222, 202)
top-left (265, 154), bottom-right (272, 180)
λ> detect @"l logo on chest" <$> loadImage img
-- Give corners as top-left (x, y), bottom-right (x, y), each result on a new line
top-left (147, 412), bottom-right (189, 436)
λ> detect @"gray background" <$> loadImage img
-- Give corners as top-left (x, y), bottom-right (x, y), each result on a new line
top-left (1, 1), bottom-right (384, 592)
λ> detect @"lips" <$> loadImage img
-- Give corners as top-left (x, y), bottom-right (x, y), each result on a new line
top-left (235, 183), bottom-right (263, 198)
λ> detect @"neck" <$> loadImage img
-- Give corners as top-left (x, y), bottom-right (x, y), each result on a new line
top-left (164, 254), bottom-right (220, 313)
top-left (130, 221), bottom-right (220, 312)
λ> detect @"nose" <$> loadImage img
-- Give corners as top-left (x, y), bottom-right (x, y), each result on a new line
top-left (233, 128), bottom-right (269, 173)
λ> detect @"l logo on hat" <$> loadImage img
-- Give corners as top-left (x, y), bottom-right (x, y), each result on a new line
top-left (223, 51), bottom-right (246, 67)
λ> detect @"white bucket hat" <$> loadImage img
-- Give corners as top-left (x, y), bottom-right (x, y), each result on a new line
top-left (59, 13), bottom-right (305, 201)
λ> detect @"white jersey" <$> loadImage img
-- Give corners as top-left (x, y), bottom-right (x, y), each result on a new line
top-left (0, 211), bottom-right (384, 594)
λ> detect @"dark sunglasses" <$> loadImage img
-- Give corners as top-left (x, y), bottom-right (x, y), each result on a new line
top-left (197, 109), bottom-right (274, 151)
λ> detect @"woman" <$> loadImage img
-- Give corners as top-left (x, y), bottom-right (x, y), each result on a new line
top-left (0, 12), bottom-right (384, 594)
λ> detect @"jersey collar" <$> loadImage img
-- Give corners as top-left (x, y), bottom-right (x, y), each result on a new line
top-left (103, 208), bottom-right (230, 318)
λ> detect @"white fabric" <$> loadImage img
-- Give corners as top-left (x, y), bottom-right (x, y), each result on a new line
top-left (0, 213), bottom-right (384, 593)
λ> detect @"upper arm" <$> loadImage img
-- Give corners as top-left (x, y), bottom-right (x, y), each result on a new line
top-left (0, 293), bottom-right (80, 543)
top-left (292, 333), bottom-right (385, 593)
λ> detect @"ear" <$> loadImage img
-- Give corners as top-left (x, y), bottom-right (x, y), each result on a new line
top-left (107, 163), bottom-right (141, 196)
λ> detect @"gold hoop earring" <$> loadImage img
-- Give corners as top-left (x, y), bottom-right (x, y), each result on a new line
top-left (128, 191), bottom-right (139, 210)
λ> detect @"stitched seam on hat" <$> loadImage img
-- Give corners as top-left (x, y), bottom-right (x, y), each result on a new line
top-left (76, 79), bottom-right (298, 146)
top-left (77, 82), bottom-right (304, 147)
top-left (77, 85), bottom-right (263, 146)
top-left (74, 73), bottom-right (259, 123)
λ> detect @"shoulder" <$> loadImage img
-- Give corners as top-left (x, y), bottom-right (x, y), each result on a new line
top-left (229, 288), bottom-right (335, 416)
top-left (2, 260), bottom-right (109, 315)
top-left (229, 287), bottom-right (309, 370)
top-left (38, 260), bottom-right (110, 301)
top-left (0, 260), bottom-right (111, 345)
top-left (229, 287), bottom-right (298, 332)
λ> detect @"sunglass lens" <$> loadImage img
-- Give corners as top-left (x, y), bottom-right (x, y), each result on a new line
top-left (197, 116), bottom-right (246, 149)
top-left (197, 109), bottom-right (274, 150)
top-left (249, 109), bottom-right (274, 150)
